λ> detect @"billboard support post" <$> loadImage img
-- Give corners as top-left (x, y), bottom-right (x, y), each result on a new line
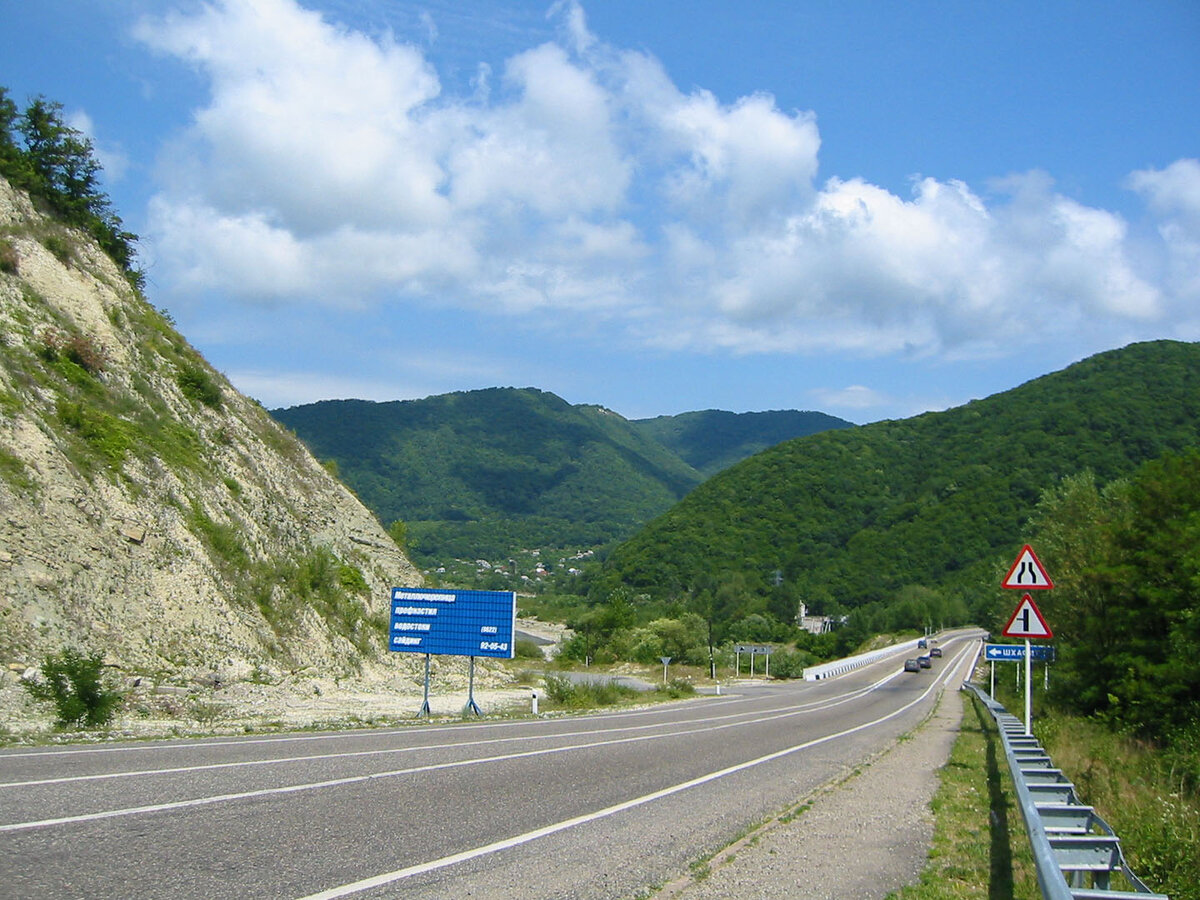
top-left (464, 656), bottom-right (482, 717)
top-left (418, 653), bottom-right (432, 718)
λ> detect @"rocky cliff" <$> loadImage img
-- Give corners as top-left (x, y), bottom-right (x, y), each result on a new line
top-left (0, 174), bottom-right (423, 688)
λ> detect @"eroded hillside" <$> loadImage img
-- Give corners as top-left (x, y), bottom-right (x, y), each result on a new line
top-left (0, 175), bottom-right (421, 682)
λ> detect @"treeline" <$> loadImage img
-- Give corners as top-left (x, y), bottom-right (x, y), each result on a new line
top-left (0, 87), bottom-right (139, 284)
top-left (1028, 449), bottom-right (1200, 743)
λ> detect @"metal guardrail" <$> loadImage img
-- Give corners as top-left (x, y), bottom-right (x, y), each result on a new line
top-left (964, 682), bottom-right (1169, 900)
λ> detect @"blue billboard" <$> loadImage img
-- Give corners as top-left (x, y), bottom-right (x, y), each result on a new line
top-left (389, 587), bottom-right (516, 658)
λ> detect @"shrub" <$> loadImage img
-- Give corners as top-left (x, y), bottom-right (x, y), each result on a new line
top-left (0, 238), bottom-right (18, 274)
top-left (22, 649), bottom-right (124, 728)
top-left (176, 363), bottom-right (222, 408)
top-left (0, 446), bottom-right (36, 494)
top-left (40, 327), bottom-right (107, 376)
top-left (514, 637), bottom-right (545, 659)
top-left (41, 233), bottom-right (72, 264)
top-left (766, 647), bottom-right (816, 679)
top-left (337, 562), bottom-right (368, 593)
top-left (542, 674), bottom-right (637, 708)
top-left (655, 679), bottom-right (696, 699)
top-left (56, 399), bottom-right (134, 466)
top-left (387, 520), bottom-right (408, 551)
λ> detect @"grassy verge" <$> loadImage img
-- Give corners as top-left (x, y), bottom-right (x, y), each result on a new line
top-left (889, 692), bottom-right (1038, 899)
top-left (539, 673), bottom-right (696, 710)
top-left (1035, 712), bottom-right (1199, 900)
top-left (986, 676), bottom-right (1198, 899)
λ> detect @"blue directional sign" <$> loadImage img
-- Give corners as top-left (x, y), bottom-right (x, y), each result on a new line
top-left (389, 587), bottom-right (516, 658)
top-left (985, 643), bottom-right (1055, 662)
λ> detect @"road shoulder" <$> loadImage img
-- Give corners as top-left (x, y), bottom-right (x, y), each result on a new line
top-left (655, 685), bottom-right (964, 900)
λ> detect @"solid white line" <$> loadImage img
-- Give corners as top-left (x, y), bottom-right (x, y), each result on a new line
top-left (0, 675), bottom-right (887, 789)
top-left (0, 663), bottom-right (912, 832)
top-left (0, 641), bottom-right (923, 762)
top-left (296, 646), bottom-right (972, 900)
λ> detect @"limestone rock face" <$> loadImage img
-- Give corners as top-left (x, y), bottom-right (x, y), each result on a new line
top-left (0, 176), bottom-right (421, 680)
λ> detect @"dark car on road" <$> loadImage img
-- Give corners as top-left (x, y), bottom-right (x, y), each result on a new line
top-left (918, 656), bottom-right (932, 668)
top-left (930, 647), bottom-right (943, 658)
top-left (904, 658), bottom-right (921, 672)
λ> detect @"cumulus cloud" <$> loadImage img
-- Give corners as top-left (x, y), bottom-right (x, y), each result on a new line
top-left (1127, 159), bottom-right (1200, 311)
top-left (134, 0), bottom-right (1196, 362)
top-left (66, 109), bottom-right (130, 184)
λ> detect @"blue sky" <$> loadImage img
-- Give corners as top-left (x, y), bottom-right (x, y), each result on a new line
top-left (3, 0), bottom-right (1198, 422)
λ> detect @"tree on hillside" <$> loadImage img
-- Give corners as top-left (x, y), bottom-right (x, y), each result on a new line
top-left (0, 88), bottom-right (139, 281)
top-left (0, 88), bottom-right (26, 179)
top-left (1031, 451), bottom-right (1200, 741)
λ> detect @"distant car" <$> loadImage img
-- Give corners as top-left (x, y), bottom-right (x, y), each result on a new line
top-left (904, 658), bottom-right (921, 672)
top-left (917, 638), bottom-right (928, 649)
top-left (918, 656), bottom-right (932, 668)
top-left (930, 647), bottom-right (943, 658)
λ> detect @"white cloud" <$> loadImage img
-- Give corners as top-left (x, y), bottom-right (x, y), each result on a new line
top-left (134, 0), bottom-right (1195, 366)
top-left (809, 384), bottom-right (890, 411)
top-left (228, 369), bottom-right (417, 409)
top-left (1127, 159), bottom-right (1200, 308)
top-left (66, 109), bottom-right (130, 183)
top-left (446, 41), bottom-right (631, 216)
top-left (1128, 158), bottom-right (1200, 221)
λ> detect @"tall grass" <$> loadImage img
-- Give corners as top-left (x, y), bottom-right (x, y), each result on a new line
top-left (989, 676), bottom-right (1198, 899)
top-left (542, 674), bottom-right (638, 708)
top-left (1036, 712), bottom-right (1200, 900)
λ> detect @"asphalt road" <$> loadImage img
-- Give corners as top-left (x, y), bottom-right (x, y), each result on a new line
top-left (0, 633), bottom-right (980, 899)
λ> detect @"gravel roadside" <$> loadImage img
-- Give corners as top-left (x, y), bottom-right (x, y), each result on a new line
top-left (655, 684), bottom-right (964, 900)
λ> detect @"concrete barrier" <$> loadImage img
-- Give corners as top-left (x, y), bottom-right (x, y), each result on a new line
top-left (802, 639), bottom-right (924, 681)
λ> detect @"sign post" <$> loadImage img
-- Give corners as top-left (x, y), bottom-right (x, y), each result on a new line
top-left (734, 644), bottom-right (772, 678)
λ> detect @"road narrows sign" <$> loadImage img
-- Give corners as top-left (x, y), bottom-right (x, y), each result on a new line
top-left (1001, 544), bottom-right (1054, 590)
top-left (1001, 593), bottom-right (1053, 639)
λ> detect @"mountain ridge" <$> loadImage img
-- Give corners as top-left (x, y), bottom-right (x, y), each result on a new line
top-left (271, 390), bottom-right (853, 570)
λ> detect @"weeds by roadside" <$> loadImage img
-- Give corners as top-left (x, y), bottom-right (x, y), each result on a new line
top-left (1035, 712), bottom-right (1199, 900)
top-left (889, 692), bottom-right (1038, 899)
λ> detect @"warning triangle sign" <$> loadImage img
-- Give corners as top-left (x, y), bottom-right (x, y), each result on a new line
top-left (1002, 544), bottom-right (1054, 589)
top-left (1002, 593), bottom-right (1053, 639)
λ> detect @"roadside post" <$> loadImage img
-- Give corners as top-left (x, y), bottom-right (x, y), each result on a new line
top-left (1000, 544), bottom-right (1054, 736)
top-left (661, 656), bottom-right (672, 684)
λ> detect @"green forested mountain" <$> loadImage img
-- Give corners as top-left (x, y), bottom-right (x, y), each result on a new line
top-left (594, 340), bottom-right (1200, 632)
top-left (273, 389), bottom-right (848, 567)
top-left (633, 409), bottom-right (853, 476)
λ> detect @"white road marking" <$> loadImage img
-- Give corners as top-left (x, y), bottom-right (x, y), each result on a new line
top-left (0, 671), bottom-right (890, 789)
top-left (297, 644), bottom-right (973, 899)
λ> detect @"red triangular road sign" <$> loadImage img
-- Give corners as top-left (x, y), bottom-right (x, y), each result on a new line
top-left (1002, 593), bottom-right (1053, 639)
top-left (1002, 544), bottom-right (1054, 589)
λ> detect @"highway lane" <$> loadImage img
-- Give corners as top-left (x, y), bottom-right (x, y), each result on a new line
top-left (1, 632), bottom-right (981, 899)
